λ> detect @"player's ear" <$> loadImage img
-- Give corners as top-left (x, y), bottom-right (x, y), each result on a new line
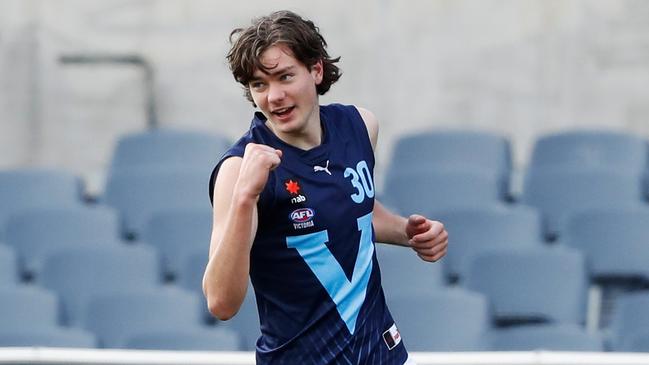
top-left (311, 60), bottom-right (324, 85)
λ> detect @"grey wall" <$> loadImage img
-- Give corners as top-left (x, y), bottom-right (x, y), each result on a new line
top-left (2, 0), bottom-right (649, 193)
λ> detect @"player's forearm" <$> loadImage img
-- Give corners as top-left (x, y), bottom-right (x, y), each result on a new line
top-left (203, 195), bottom-right (256, 320)
top-left (372, 200), bottom-right (409, 246)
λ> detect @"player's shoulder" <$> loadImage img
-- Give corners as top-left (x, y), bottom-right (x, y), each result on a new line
top-left (352, 105), bottom-right (379, 149)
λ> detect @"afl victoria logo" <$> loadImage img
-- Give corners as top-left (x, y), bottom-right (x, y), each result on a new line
top-left (290, 208), bottom-right (315, 223)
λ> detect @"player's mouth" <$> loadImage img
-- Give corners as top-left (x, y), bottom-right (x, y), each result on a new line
top-left (271, 106), bottom-right (295, 121)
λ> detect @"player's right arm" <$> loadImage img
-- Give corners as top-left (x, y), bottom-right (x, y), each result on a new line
top-left (202, 143), bottom-right (282, 320)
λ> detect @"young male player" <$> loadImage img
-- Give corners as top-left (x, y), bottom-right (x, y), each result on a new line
top-left (203, 10), bottom-right (448, 364)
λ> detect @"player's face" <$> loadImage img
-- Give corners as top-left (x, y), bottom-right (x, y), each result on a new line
top-left (249, 44), bottom-right (323, 142)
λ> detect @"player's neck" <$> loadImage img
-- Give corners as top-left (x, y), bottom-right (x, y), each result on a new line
top-left (269, 108), bottom-right (322, 151)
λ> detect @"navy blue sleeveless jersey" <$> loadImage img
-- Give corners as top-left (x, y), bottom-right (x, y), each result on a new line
top-left (209, 104), bottom-right (408, 364)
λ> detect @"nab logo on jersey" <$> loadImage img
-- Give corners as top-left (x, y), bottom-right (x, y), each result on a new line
top-left (290, 208), bottom-right (315, 229)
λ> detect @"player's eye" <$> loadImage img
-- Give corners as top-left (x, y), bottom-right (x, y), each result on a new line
top-left (250, 81), bottom-right (266, 91)
top-left (280, 73), bottom-right (294, 82)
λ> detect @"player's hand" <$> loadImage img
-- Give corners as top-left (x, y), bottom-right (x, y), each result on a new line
top-left (235, 143), bottom-right (282, 200)
top-left (405, 215), bottom-right (448, 262)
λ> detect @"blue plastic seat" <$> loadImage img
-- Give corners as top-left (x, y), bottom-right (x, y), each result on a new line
top-left (433, 205), bottom-right (543, 280)
top-left (608, 291), bottom-right (649, 350)
top-left (5, 206), bottom-right (122, 276)
top-left (82, 287), bottom-right (203, 348)
top-left (0, 169), bottom-right (83, 238)
top-left (142, 207), bottom-right (212, 278)
top-left (0, 286), bottom-right (59, 331)
top-left (0, 245), bottom-right (18, 286)
top-left (0, 327), bottom-right (96, 348)
top-left (218, 286), bottom-right (261, 351)
top-left (38, 245), bottom-right (161, 325)
top-left (488, 324), bottom-right (604, 351)
top-left (529, 130), bottom-right (647, 172)
top-left (463, 247), bottom-right (588, 325)
top-left (375, 243), bottom-right (445, 298)
top-left (178, 250), bottom-right (207, 295)
top-left (388, 130), bottom-right (512, 198)
top-left (563, 207), bottom-right (649, 283)
top-left (102, 168), bottom-right (210, 239)
top-left (382, 169), bottom-right (504, 215)
top-left (109, 129), bottom-right (229, 174)
top-left (125, 327), bottom-right (242, 351)
top-left (386, 287), bottom-right (490, 351)
top-left (620, 329), bottom-right (649, 352)
top-left (522, 168), bottom-right (644, 240)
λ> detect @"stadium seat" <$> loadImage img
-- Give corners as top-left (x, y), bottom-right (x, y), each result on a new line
top-left (108, 128), bottom-right (229, 174)
top-left (386, 287), bottom-right (491, 351)
top-left (0, 286), bottom-right (59, 331)
top-left (619, 329), bottom-right (649, 352)
top-left (375, 243), bottom-right (445, 298)
top-left (0, 327), bottom-right (96, 348)
top-left (382, 169), bottom-right (504, 215)
top-left (5, 206), bottom-right (122, 276)
top-left (219, 286), bottom-right (261, 351)
top-left (521, 168), bottom-right (644, 240)
top-left (125, 327), bottom-right (242, 351)
top-left (388, 130), bottom-right (512, 198)
top-left (488, 324), bottom-right (604, 351)
top-left (562, 207), bottom-right (649, 283)
top-left (608, 291), bottom-right (649, 350)
top-left (0, 168), bottom-right (83, 238)
top-left (38, 245), bottom-right (161, 325)
top-left (178, 249), bottom-right (207, 295)
top-left (102, 168), bottom-right (210, 239)
top-left (432, 205), bottom-right (543, 281)
top-left (463, 247), bottom-right (588, 325)
top-left (0, 244), bottom-right (18, 286)
top-left (83, 287), bottom-right (204, 348)
top-left (528, 130), bottom-right (647, 172)
top-left (142, 207), bottom-right (212, 279)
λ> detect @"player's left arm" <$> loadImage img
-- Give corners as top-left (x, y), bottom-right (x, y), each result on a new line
top-left (354, 106), bottom-right (448, 262)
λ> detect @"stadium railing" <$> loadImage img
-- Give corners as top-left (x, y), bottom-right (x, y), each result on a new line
top-left (1, 349), bottom-right (649, 365)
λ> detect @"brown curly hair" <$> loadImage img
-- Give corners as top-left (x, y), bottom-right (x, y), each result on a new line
top-left (227, 10), bottom-right (342, 105)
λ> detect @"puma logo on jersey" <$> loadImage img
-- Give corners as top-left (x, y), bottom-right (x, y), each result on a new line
top-left (314, 160), bottom-right (331, 175)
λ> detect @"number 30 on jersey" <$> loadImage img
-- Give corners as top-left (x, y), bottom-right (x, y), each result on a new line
top-left (344, 160), bottom-right (375, 204)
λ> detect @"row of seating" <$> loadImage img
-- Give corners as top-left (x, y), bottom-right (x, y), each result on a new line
top-left (0, 127), bottom-right (648, 352)
top-left (1, 235), bottom-right (647, 350)
top-left (3, 202), bottom-right (649, 292)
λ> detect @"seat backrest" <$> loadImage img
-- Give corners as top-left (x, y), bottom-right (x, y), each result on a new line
top-left (0, 286), bottom-right (59, 331)
top-left (529, 130), bottom-right (647, 172)
top-left (142, 207), bottom-right (212, 278)
top-left (608, 292), bottom-right (649, 350)
top-left (563, 207), bottom-right (649, 281)
top-left (0, 245), bottom-right (18, 286)
top-left (102, 168), bottom-right (210, 238)
top-left (38, 245), bottom-right (161, 325)
top-left (434, 206), bottom-right (543, 280)
top-left (375, 243), bottom-right (445, 298)
top-left (382, 169), bottom-right (504, 215)
top-left (0, 327), bottom-right (97, 348)
top-left (218, 287), bottom-right (261, 351)
top-left (488, 324), bottom-right (604, 351)
top-left (619, 329), bottom-right (649, 352)
top-left (83, 287), bottom-right (203, 348)
top-left (6, 206), bottom-right (122, 275)
top-left (0, 169), bottom-right (83, 237)
top-left (178, 250), bottom-right (207, 295)
top-left (522, 168), bottom-right (644, 239)
top-left (463, 247), bottom-right (588, 325)
top-left (390, 130), bottom-right (512, 174)
top-left (387, 287), bottom-right (491, 351)
top-left (109, 129), bottom-right (229, 174)
top-left (124, 327), bottom-right (242, 351)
